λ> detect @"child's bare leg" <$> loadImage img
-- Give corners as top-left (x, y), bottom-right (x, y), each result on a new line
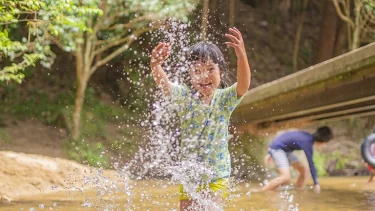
top-left (180, 200), bottom-right (193, 211)
top-left (259, 168), bottom-right (291, 191)
top-left (368, 175), bottom-right (374, 183)
top-left (369, 170), bottom-right (375, 183)
top-left (291, 161), bottom-right (307, 189)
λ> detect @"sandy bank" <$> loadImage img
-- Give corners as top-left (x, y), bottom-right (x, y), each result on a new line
top-left (0, 151), bottom-right (122, 200)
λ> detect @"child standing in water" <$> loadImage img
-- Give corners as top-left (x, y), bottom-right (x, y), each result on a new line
top-left (260, 127), bottom-right (333, 194)
top-left (150, 27), bottom-right (251, 210)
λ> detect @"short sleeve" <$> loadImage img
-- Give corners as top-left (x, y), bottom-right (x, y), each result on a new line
top-left (217, 83), bottom-right (245, 112)
top-left (170, 82), bottom-right (190, 104)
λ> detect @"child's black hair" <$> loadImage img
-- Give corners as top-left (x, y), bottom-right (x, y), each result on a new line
top-left (183, 42), bottom-right (229, 88)
top-left (313, 126), bottom-right (333, 142)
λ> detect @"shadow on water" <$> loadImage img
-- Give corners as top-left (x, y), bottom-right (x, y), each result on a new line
top-left (1, 177), bottom-right (375, 210)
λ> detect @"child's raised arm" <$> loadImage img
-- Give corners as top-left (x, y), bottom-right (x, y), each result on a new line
top-left (150, 42), bottom-right (172, 94)
top-left (225, 27), bottom-right (251, 97)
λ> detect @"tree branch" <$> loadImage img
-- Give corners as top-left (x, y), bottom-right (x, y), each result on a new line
top-left (361, 1), bottom-right (375, 25)
top-left (13, 42), bottom-right (35, 59)
top-left (95, 9), bottom-right (123, 31)
top-left (94, 34), bottom-right (125, 46)
top-left (345, 0), bottom-right (352, 48)
top-left (101, 15), bottom-right (150, 31)
top-left (332, 0), bottom-right (355, 29)
top-left (84, 33), bottom-right (94, 74)
top-left (44, 32), bottom-right (63, 49)
top-left (93, 36), bottom-right (130, 57)
top-left (92, 0), bottom-right (110, 33)
top-left (89, 27), bottom-right (154, 75)
top-left (102, 22), bottom-right (136, 31)
top-left (75, 44), bottom-right (84, 83)
top-left (0, 19), bottom-right (46, 25)
top-left (292, 0), bottom-right (308, 72)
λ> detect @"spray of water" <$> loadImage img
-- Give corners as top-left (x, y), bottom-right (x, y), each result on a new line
top-left (21, 17), bottom-right (300, 211)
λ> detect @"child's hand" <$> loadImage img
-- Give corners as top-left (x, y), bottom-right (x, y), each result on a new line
top-left (314, 184), bottom-right (321, 194)
top-left (151, 42), bottom-right (170, 67)
top-left (264, 154), bottom-right (273, 167)
top-left (225, 27), bottom-right (251, 96)
top-left (225, 27), bottom-right (247, 59)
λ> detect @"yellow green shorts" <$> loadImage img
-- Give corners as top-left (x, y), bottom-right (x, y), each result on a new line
top-left (179, 178), bottom-right (229, 201)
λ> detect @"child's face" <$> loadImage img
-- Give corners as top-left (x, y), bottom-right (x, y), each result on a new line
top-left (189, 60), bottom-right (221, 96)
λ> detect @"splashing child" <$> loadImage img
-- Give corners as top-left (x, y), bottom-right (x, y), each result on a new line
top-left (150, 27), bottom-right (251, 210)
top-left (260, 126), bottom-right (333, 194)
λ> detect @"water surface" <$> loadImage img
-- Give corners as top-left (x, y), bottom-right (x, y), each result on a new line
top-left (2, 177), bottom-right (374, 210)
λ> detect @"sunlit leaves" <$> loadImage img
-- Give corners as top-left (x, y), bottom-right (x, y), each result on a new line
top-left (0, 30), bottom-right (27, 57)
top-left (0, 53), bottom-right (43, 83)
top-left (0, 0), bottom-right (102, 83)
top-left (122, 0), bottom-right (197, 22)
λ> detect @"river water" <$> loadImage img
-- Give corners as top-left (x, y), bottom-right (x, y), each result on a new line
top-left (2, 177), bottom-right (375, 210)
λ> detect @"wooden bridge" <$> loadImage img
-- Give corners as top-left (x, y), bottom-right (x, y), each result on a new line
top-left (232, 42), bottom-right (375, 132)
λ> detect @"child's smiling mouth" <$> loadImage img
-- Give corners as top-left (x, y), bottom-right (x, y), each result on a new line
top-left (198, 82), bottom-right (212, 89)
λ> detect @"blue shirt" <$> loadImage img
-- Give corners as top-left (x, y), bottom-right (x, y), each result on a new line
top-left (269, 131), bottom-right (318, 185)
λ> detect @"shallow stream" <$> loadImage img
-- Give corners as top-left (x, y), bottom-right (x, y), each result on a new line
top-left (2, 177), bottom-right (375, 211)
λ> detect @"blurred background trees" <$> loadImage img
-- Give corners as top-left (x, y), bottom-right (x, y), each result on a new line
top-left (0, 0), bottom-right (374, 171)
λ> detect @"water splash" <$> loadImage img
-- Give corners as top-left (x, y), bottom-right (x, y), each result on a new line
top-left (19, 17), bottom-right (299, 211)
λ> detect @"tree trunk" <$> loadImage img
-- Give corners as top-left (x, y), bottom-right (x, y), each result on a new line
top-left (314, 0), bottom-right (340, 64)
top-left (229, 0), bottom-right (235, 27)
top-left (352, 27), bottom-right (361, 50)
top-left (72, 76), bottom-right (87, 140)
top-left (259, 0), bottom-right (269, 9)
top-left (210, 0), bottom-right (217, 15)
top-left (209, 0), bottom-right (219, 27)
top-left (334, 19), bottom-right (348, 56)
top-left (352, 1), bottom-right (361, 50)
top-left (72, 49), bottom-right (87, 140)
top-left (292, 0), bottom-right (308, 72)
top-left (279, 0), bottom-right (291, 14)
top-left (201, 0), bottom-right (209, 40)
top-left (345, 0), bottom-right (352, 49)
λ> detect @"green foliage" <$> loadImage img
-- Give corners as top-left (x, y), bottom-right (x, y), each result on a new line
top-left (364, 0), bottom-right (375, 13)
top-left (0, 83), bottom-right (139, 135)
top-left (314, 150), bottom-right (352, 177)
top-left (83, 0), bottom-right (198, 73)
top-left (0, 82), bottom-right (75, 120)
top-left (327, 151), bottom-right (350, 170)
top-left (0, 0), bottom-right (102, 83)
top-left (108, 139), bottom-right (138, 156)
top-left (66, 139), bottom-right (109, 168)
top-left (0, 0), bottom-right (46, 23)
top-left (123, 0), bottom-right (196, 22)
top-left (0, 28), bottom-right (44, 82)
top-left (313, 151), bottom-right (328, 176)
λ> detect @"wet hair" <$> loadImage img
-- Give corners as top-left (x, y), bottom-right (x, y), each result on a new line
top-left (313, 126), bottom-right (333, 143)
top-left (183, 42), bottom-right (229, 88)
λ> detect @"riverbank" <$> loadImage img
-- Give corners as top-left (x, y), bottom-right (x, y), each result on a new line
top-left (0, 151), bottom-right (119, 201)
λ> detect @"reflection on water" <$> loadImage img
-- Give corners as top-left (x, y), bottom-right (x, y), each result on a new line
top-left (1, 177), bottom-right (375, 211)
